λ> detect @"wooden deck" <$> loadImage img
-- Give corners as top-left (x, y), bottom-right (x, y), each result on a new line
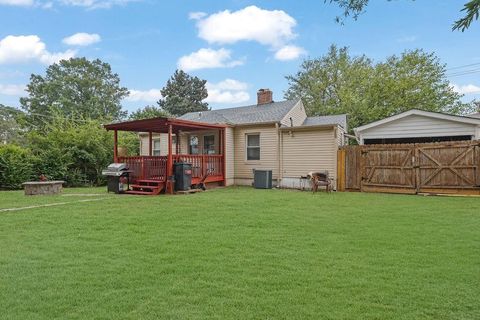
top-left (118, 154), bottom-right (225, 193)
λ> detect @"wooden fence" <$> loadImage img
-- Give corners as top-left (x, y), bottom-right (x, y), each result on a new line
top-left (337, 140), bottom-right (480, 195)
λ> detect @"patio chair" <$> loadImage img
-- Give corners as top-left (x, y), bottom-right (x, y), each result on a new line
top-left (309, 171), bottom-right (332, 193)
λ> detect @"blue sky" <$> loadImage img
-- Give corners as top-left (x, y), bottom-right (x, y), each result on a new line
top-left (0, 0), bottom-right (479, 113)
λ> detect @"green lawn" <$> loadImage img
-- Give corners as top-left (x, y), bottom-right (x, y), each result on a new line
top-left (0, 187), bottom-right (479, 319)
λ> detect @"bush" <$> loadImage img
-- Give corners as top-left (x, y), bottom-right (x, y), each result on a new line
top-left (0, 145), bottom-right (35, 189)
top-left (27, 117), bottom-right (139, 187)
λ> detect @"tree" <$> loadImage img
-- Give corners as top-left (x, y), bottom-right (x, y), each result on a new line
top-left (0, 104), bottom-right (24, 145)
top-left (158, 70), bottom-right (209, 116)
top-left (326, 0), bottom-right (479, 31)
top-left (285, 45), bottom-right (470, 131)
top-left (129, 105), bottom-right (170, 120)
top-left (20, 57), bottom-right (129, 129)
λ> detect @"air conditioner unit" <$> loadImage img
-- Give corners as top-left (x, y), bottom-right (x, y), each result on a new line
top-left (253, 169), bottom-right (273, 189)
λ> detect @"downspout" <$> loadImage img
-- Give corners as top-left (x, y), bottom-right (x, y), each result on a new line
top-left (276, 122), bottom-right (282, 187)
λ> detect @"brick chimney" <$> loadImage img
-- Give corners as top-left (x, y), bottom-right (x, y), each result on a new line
top-left (257, 88), bottom-right (273, 105)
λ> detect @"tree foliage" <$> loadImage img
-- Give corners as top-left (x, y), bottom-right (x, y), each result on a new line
top-left (0, 104), bottom-right (24, 145)
top-left (26, 116), bottom-right (139, 186)
top-left (327, 0), bottom-right (479, 31)
top-left (285, 45), bottom-right (470, 131)
top-left (20, 57), bottom-right (129, 129)
top-left (0, 144), bottom-right (35, 189)
top-left (129, 105), bottom-right (170, 120)
top-left (158, 70), bottom-right (209, 116)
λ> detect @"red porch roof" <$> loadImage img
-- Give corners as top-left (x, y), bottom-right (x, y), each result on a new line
top-left (104, 117), bottom-right (227, 133)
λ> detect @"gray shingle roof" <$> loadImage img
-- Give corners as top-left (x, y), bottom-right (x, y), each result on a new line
top-left (179, 100), bottom-right (299, 125)
top-left (302, 114), bottom-right (347, 130)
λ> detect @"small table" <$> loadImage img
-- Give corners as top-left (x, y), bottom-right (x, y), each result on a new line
top-left (22, 181), bottom-right (65, 196)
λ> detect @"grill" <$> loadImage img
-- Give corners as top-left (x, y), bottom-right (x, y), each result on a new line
top-left (102, 163), bottom-right (132, 193)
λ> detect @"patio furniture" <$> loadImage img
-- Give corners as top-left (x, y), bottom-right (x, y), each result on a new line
top-left (311, 171), bottom-right (332, 193)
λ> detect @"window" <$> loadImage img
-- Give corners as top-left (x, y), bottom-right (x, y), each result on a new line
top-left (203, 135), bottom-right (215, 154)
top-left (153, 139), bottom-right (161, 156)
top-left (246, 134), bottom-right (260, 160)
top-left (189, 135), bottom-right (199, 154)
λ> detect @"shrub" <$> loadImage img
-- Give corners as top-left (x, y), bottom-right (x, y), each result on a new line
top-left (0, 145), bottom-right (35, 189)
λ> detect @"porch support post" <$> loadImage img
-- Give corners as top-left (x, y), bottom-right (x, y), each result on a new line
top-left (175, 132), bottom-right (179, 155)
top-left (222, 128), bottom-right (226, 186)
top-left (148, 132), bottom-right (153, 156)
top-left (113, 130), bottom-right (118, 163)
top-left (167, 124), bottom-right (174, 194)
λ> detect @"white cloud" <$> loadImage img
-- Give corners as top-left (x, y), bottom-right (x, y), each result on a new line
top-left (189, 11), bottom-right (206, 20)
top-left (0, 83), bottom-right (26, 96)
top-left (205, 79), bottom-right (250, 104)
top-left (63, 32), bottom-right (101, 46)
top-left (0, 35), bottom-right (76, 65)
top-left (397, 35), bottom-right (417, 43)
top-left (126, 89), bottom-right (162, 102)
top-left (0, 0), bottom-right (33, 5)
top-left (274, 45), bottom-right (306, 61)
top-left (195, 6), bottom-right (297, 47)
top-left (177, 48), bottom-right (243, 71)
top-left (452, 84), bottom-right (480, 95)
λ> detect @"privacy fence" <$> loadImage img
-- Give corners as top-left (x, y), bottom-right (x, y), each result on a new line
top-left (337, 140), bottom-right (480, 195)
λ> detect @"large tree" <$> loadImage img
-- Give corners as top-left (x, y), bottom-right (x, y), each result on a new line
top-left (129, 105), bottom-right (170, 120)
top-left (285, 45), bottom-right (470, 130)
top-left (158, 70), bottom-right (209, 117)
top-left (20, 57), bottom-right (129, 129)
top-left (0, 104), bottom-right (24, 145)
top-left (327, 0), bottom-right (479, 31)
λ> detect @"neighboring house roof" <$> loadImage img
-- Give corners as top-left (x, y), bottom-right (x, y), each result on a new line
top-left (179, 100), bottom-right (300, 125)
top-left (470, 112), bottom-right (480, 119)
top-left (302, 115), bottom-right (347, 131)
top-left (354, 109), bottom-right (480, 134)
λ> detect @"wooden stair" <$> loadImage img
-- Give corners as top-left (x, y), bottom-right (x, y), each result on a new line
top-left (125, 179), bottom-right (164, 195)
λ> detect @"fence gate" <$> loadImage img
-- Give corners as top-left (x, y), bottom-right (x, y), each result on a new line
top-left (416, 141), bottom-right (480, 193)
top-left (361, 144), bottom-right (417, 194)
top-left (338, 140), bottom-right (480, 195)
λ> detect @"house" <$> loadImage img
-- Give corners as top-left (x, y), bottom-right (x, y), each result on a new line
top-left (354, 109), bottom-right (480, 145)
top-left (132, 89), bottom-right (347, 190)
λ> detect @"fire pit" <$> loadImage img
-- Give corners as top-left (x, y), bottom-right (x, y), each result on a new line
top-left (22, 181), bottom-right (65, 196)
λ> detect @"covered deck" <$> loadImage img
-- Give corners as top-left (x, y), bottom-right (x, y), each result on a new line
top-left (104, 117), bottom-right (227, 194)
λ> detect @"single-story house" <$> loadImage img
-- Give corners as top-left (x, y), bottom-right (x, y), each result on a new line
top-left (354, 109), bottom-right (480, 145)
top-left (133, 89), bottom-right (347, 189)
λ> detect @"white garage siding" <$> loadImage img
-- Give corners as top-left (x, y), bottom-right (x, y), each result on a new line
top-left (355, 110), bottom-right (480, 144)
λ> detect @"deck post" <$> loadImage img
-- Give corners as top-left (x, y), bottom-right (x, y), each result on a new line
top-left (167, 124), bottom-right (173, 194)
top-left (113, 130), bottom-right (118, 163)
top-left (148, 132), bottom-right (153, 156)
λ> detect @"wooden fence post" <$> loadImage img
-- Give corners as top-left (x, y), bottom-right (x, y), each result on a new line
top-left (337, 148), bottom-right (346, 191)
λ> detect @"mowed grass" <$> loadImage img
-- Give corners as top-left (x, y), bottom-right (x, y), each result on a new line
top-left (0, 187), bottom-right (479, 319)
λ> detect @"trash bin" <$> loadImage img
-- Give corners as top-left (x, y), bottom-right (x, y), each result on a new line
top-left (174, 162), bottom-right (192, 191)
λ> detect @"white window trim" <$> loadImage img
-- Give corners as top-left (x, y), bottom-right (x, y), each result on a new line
top-left (245, 133), bottom-right (261, 161)
top-left (203, 134), bottom-right (216, 154)
top-left (153, 138), bottom-right (161, 156)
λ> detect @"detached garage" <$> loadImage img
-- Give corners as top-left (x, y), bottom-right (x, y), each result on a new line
top-left (354, 109), bottom-right (480, 145)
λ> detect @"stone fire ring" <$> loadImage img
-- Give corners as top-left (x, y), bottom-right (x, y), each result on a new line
top-left (22, 181), bottom-right (65, 196)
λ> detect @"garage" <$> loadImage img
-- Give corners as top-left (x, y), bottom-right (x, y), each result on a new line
top-left (354, 109), bottom-right (480, 145)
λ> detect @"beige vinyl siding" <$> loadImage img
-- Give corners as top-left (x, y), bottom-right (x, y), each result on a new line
top-left (233, 124), bottom-right (279, 184)
top-left (225, 127), bottom-right (235, 186)
top-left (139, 133), bottom-right (177, 156)
top-left (281, 127), bottom-right (338, 183)
top-left (280, 100), bottom-right (307, 127)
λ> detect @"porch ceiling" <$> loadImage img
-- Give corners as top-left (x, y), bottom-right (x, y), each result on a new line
top-left (104, 117), bottom-right (227, 133)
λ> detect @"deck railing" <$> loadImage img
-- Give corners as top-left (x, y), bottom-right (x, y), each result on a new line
top-left (118, 154), bottom-right (223, 182)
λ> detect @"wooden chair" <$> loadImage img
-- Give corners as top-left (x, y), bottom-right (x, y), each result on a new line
top-left (311, 171), bottom-right (332, 193)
